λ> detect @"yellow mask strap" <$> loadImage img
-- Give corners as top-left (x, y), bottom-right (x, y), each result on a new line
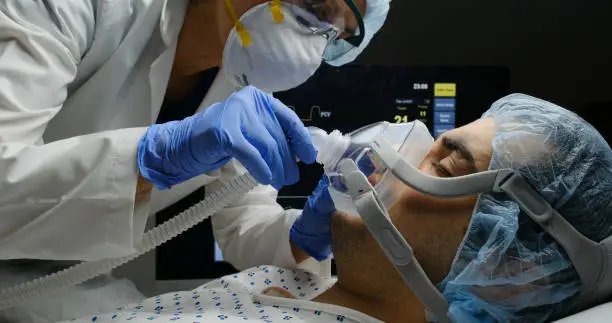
top-left (224, 0), bottom-right (252, 47)
top-left (270, 0), bottom-right (285, 23)
top-left (224, 0), bottom-right (286, 47)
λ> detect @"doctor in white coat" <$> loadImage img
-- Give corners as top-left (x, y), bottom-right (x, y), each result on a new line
top-left (0, 0), bottom-right (389, 318)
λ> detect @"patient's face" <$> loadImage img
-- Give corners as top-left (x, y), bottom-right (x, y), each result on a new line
top-left (330, 117), bottom-right (496, 293)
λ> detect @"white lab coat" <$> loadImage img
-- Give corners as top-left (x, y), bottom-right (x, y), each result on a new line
top-left (0, 0), bottom-right (325, 274)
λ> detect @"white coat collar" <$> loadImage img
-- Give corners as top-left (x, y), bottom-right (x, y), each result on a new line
top-left (159, 0), bottom-right (189, 46)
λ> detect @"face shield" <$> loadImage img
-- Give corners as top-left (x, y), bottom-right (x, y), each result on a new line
top-left (324, 119), bottom-right (612, 323)
top-left (287, 0), bottom-right (366, 62)
top-left (225, 0), bottom-right (366, 60)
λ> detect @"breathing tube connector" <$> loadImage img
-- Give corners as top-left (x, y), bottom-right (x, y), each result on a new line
top-left (0, 173), bottom-right (258, 310)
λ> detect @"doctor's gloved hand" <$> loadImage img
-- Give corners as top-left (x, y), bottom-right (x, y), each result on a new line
top-left (137, 86), bottom-right (317, 190)
top-left (290, 176), bottom-right (336, 261)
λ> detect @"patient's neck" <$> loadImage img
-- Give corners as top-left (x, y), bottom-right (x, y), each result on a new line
top-left (313, 279), bottom-right (427, 323)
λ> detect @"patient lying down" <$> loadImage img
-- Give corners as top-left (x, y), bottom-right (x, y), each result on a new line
top-left (63, 116), bottom-right (494, 323)
top-left (65, 94), bottom-right (612, 323)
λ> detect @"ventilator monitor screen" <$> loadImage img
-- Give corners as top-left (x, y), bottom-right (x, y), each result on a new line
top-left (157, 65), bottom-right (510, 280)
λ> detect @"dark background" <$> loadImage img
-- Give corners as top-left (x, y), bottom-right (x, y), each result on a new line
top-left (358, 0), bottom-right (612, 141)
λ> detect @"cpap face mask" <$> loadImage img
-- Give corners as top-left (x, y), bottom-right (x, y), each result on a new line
top-left (308, 121), bottom-right (612, 323)
top-left (308, 120), bottom-right (434, 216)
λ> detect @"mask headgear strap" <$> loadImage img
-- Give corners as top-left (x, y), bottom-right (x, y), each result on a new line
top-left (337, 159), bottom-right (452, 323)
top-left (372, 135), bottom-right (612, 318)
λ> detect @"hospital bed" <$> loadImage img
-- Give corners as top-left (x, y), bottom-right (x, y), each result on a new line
top-left (554, 301), bottom-right (612, 322)
top-left (1, 259), bottom-right (611, 323)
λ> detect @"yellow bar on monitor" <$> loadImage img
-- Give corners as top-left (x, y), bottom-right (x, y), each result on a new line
top-left (434, 83), bottom-right (456, 97)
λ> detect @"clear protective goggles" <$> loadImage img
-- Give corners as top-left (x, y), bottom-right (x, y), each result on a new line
top-left (327, 121), bottom-right (612, 323)
top-left (224, 0), bottom-right (365, 62)
top-left (286, 0), bottom-right (365, 62)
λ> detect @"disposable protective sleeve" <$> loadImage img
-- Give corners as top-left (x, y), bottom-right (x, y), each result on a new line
top-left (211, 161), bottom-right (331, 278)
top-left (0, 2), bottom-right (150, 260)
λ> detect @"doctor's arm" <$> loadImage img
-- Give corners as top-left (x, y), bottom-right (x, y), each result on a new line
top-left (212, 161), bottom-right (331, 275)
top-left (0, 3), bottom-right (151, 260)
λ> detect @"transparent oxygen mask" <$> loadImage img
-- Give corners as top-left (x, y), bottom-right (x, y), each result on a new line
top-left (308, 120), bottom-right (434, 215)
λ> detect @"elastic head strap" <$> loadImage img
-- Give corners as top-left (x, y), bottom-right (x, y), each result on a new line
top-left (498, 174), bottom-right (611, 315)
top-left (372, 136), bottom-right (612, 316)
top-left (223, 0), bottom-right (287, 47)
top-left (224, 0), bottom-right (252, 46)
top-left (270, 0), bottom-right (285, 23)
top-left (338, 159), bottom-right (451, 323)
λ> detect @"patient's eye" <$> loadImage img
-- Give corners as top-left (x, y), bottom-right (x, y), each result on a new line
top-left (431, 135), bottom-right (477, 176)
top-left (431, 160), bottom-right (453, 177)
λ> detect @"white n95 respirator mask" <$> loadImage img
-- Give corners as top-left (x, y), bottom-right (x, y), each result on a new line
top-left (221, 1), bottom-right (328, 93)
top-left (308, 120), bottom-right (435, 216)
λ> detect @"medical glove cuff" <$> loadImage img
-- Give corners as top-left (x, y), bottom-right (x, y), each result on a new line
top-left (290, 227), bottom-right (332, 262)
top-left (137, 122), bottom-right (202, 190)
top-left (290, 177), bottom-right (335, 261)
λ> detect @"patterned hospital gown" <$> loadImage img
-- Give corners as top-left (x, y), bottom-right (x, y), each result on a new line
top-left (64, 266), bottom-right (381, 323)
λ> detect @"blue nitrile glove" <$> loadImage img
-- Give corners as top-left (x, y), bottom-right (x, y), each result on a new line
top-left (290, 176), bottom-right (336, 261)
top-left (138, 86), bottom-right (317, 190)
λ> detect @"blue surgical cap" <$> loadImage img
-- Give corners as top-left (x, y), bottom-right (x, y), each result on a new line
top-left (325, 0), bottom-right (391, 66)
top-left (438, 94), bottom-right (612, 323)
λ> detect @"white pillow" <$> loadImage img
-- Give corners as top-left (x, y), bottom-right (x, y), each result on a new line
top-left (553, 302), bottom-right (612, 322)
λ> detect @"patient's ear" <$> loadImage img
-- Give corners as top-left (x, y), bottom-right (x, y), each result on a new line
top-left (262, 287), bottom-right (297, 299)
